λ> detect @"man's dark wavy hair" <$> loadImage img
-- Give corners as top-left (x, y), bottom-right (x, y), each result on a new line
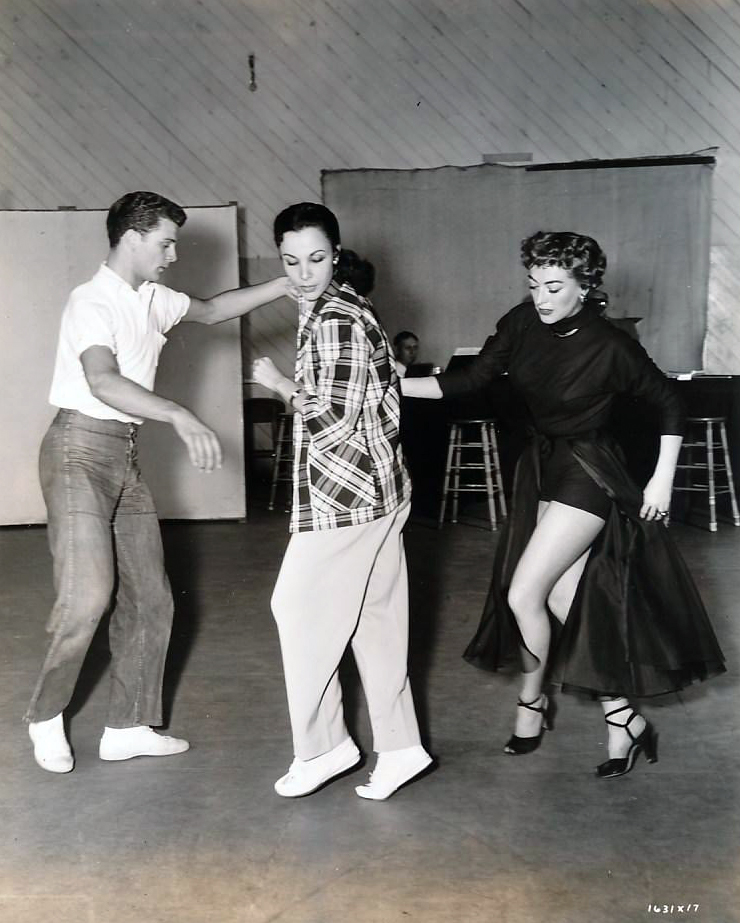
top-left (107, 191), bottom-right (187, 248)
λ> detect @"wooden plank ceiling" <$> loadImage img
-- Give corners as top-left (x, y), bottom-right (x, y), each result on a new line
top-left (2, 0), bottom-right (740, 372)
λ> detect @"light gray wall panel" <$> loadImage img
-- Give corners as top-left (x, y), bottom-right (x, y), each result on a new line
top-left (0, 206), bottom-right (243, 525)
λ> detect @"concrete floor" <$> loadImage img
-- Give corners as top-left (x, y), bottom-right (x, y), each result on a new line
top-left (1, 498), bottom-right (739, 923)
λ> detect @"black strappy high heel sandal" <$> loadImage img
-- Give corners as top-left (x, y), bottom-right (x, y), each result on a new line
top-left (595, 704), bottom-right (658, 779)
top-left (504, 694), bottom-right (556, 755)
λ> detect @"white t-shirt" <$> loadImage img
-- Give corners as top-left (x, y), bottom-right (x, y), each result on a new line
top-left (49, 263), bottom-right (190, 423)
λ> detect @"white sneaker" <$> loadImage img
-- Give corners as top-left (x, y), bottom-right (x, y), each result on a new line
top-left (99, 726), bottom-right (190, 761)
top-left (274, 737), bottom-right (360, 797)
top-left (355, 745), bottom-right (432, 801)
top-left (28, 712), bottom-right (74, 774)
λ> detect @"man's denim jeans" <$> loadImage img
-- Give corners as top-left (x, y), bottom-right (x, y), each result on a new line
top-left (25, 410), bottom-right (174, 727)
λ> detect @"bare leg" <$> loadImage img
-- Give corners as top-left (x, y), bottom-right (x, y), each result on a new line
top-left (547, 546), bottom-right (593, 625)
top-left (507, 501), bottom-right (605, 739)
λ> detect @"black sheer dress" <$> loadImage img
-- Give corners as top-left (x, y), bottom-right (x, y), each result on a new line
top-left (437, 299), bottom-right (725, 697)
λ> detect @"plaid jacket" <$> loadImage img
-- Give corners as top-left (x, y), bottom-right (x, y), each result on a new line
top-left (290, 281), bottom-right (411, 532)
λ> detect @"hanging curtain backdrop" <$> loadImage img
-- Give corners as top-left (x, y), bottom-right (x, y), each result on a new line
top-left (323, 158), bottom-right (713, 374)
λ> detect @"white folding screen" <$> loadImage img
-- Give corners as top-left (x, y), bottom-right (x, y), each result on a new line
top-left (0, 205), bottom-right (244, 524)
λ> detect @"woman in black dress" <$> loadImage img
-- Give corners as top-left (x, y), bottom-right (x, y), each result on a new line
top-left (402, 231), bottom-right (724, 778)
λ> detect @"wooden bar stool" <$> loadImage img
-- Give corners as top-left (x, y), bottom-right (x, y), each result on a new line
top-left (438, 419), bottom-right (507, 531)
top-left (268, 412), bottom-right (294, 511)
top-left (673, 416), bottom-right (740, 532)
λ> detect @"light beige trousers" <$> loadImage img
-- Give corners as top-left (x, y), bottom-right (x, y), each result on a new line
top-left (271, 501), bottom-right (422, 760)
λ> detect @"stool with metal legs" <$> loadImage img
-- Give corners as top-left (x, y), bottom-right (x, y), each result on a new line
top-left (672, 416), bottom-right (740, 532)
top-left (438, 419), bottom-right (507, 531)
top-left (269, 412), bottom-right (294, 511)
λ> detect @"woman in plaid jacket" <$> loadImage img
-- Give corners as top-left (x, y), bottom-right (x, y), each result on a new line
top-left (253, 202), bottom-right (432, 801)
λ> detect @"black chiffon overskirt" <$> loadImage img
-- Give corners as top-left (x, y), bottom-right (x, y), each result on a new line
top-left (463, 433), bottom-right (726, 697)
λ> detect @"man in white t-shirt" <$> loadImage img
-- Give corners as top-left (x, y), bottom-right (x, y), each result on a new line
top-left (26, 191), bottom-right (289, 773)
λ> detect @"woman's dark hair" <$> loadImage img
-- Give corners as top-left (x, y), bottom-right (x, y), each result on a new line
top-left (273, 202), bottom-right (375, 296)
top-left (337, 248), bottom-right (375, 296)
top-left (107, 191), bottom-right (187, 248)
top-left (521, 231), bottom-right (606, 291)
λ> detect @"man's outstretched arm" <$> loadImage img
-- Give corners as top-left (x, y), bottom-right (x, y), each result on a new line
top-left (184, 277), bottom-right (290, 325)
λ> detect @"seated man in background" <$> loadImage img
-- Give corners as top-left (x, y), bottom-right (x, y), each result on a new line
top-left (394, 330), bottom-right (437, 379)
top-left (26, 190), bottom-right (288, 773)
top-left (393, 330), bottom-right (420, 378)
